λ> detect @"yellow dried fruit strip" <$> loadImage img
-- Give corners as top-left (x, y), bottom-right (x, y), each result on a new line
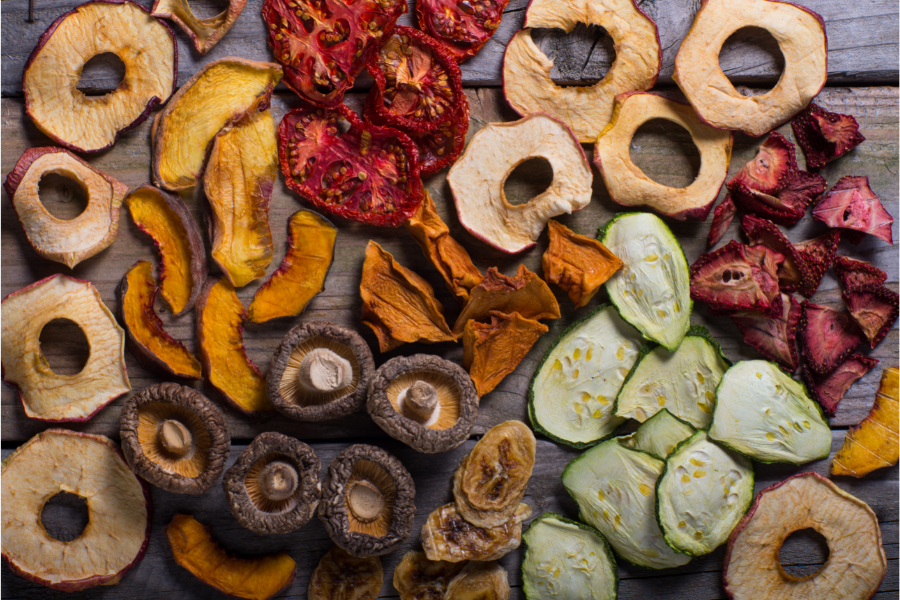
top-left (543, 219), bottom-right (623, 308)
top-left (832, 366), bottom-right (899, 477)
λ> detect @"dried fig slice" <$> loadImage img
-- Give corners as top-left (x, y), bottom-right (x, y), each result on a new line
top-left (422, 502), bottom-right (531, 562)
top-left (1, 274), bottom-right (130, 422)
top-left (417, 0), bottom-right (508, 61)
top-left (4, 147), bottom-right (128, 269)
top-left (1, 429), bottom-right (151, 592)
top-left (730, 293), bottom-right (801, 373)
top-left (23, 0), bottom-right (176, 153)
top-left (152, 57), bottom-right (282, 191)
top-left (741, 215), bottom-right (812, 294)
top-left (204, 108), bottom-right (276, 287)
top-left (707, 195), bottom-right (737, 248)
top-left (453, 420), bottom-right (536, 529)
top-left (448, 113), bottom-right (592, 253)
top-left (543, 219), bottom-right (623, 308)
top-left (794, 230), bottom-right (840, 298)
top-left (119, 261), bottom-right (202, 380)
top-left (392, 551), bottom-right (464, 600)
top-left (248, 210), bottom-right (337, 323)
top-left (309, 546), bottom-right (382, 600)
top-left (196, 277), bottom-right (271, 415)
top-left (842, 285), bottom-right (899, 348)
top-left (799, 301), bottom-right (866, 376)
top-left (690, 241), bottom-right (784, 317)
top-left (792, 102), bottom-right (866, 169)
top-left (804, 353), bottom-right (879, 417)
top-left (812, 176), bottom-right (894, 244)
top-left (502, 0), bottom-right (660, 143)
top-left (152, 0), bottom-right (246, 54)
top-left (834, 256), bottom-right (888, 291)
top-left (463, 311), bottom-right (548, 397)
top-left (445, 561), bottom-right (510, 600)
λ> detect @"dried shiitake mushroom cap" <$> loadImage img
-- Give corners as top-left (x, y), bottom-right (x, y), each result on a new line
top-left (120, 383), bottom-right (230, 495)
top-left (223, 432), bottom-right (322, 535)
top-left (319, 444), bottom-right (416, 557)
top-left (368, 354), bottom-right (478, 454)
top-left (267, 322), bottom-right (375, 422)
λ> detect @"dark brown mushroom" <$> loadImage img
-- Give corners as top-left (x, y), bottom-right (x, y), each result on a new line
top-left (318, 444), bottom-right (416, 557)
top-left (120, 383), bottom-right (230, 495)
top-left (222, 432), bottom-right (321, 535)
top-left (367, 354), bottom-right (478, 453)
top-left (267, 322), bottom-right (375, 422)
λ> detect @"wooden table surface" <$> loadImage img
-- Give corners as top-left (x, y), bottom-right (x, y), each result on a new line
top-left (1, 0), bottom-right (897, 598)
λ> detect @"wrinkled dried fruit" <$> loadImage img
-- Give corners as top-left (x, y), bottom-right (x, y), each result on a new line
top-left (813, 176), bottom-right (894, 244)
top-left (444, 561), bottom-right (510, 599)
top-left (799, 301), bottom-right (866, 376)
top-left (463, 311), bottom-right (548, 397)
top-left (166, 514), bottom-right (296, 600)
top-left (729, 132), bottom-right (797, 194)
top-left (730, 169), bottom-right (827, 227)
top-left (794, 230), bottom-right (840, 297)
top-left (690, 241), bottom-right (784, 317)
top-left (834, 256), bottom-right (888, 291)
top-left (152, 0), bottom-right (245, 54)
top-left (153, 58), bottom-right (282, 191)
top-left (248, 211), bottom-right (336, 323)
top-left (309, 546), bottom-right (382, 600)
top-left (804, 353), bottom-right (879, 417)
top-left (448, 113), bottom-right (592, 253)
top-left (842, 285), bottom-right (899, 348)
top-left (1, 274), bottom-right (130, 421)
top-left (422, 502), bottom-right (531, 562)
top-left (23, 0), bottom-right (176, 153)
top-left (196, 277), bottom-right (271, 414)
top-left (453, 420), bottom-right (536, 528)
top-left (262, 0), bottom-right (406, 107)
top-left (792, 102), bottom-right (866, 169)
top-left (4, 147), bottom-right (128, 269)
top-left (741, 215), bottom-right (811, 294)
top-left (730, 293), bottom-right (802, 373)
top-left (832, 367), bottom-right (899, 477)
top-left (543, 220), bottom-right (623, 308)
top-left (707, 195), bottom-right (737, 248)
top-left (417, 0), bottom-right (508, 61)
top-left (392, 551), bottom-right (464, 600)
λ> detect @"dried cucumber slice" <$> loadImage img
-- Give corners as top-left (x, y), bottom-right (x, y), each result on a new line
top-left (709, 360), bottom-right (831, 464)
top-left (522, 513), bottom-right (618, 600)
top-left (598, 213), bottom-right (691, 351)
top-left (619, 409), bottom-right (695, 459)
top-left (529, 304), bottom-right (643, 448)
top-left (615, 325), bottom-right (731, 428)
top-left (657, 430), bottom-right (754, 556)
top-left (562, 439), bottom-right (692, 569)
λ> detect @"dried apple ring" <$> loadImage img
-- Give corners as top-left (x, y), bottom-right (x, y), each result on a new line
top-left (152, 0), bottom-right (246, 55)
top-left (1, 275), bottom-right (130, 422)
top-left (673, 0), bottom-right (827, 137)
top-left (23, 0), bottom-right (176, 154)
top-left (594, 92), bottom-right (733, 220)
top-left (502, 0), bottom-right (661, 143)
top-left (4, 147), bottom-right (128, 269)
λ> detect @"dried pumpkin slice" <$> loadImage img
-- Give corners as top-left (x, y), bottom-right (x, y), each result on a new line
top-left (119, 261), bottom-right (202, 380)
top-left (152, 57), bottom-right (282, 191)
top-left (4, 147), bottom-right (128, 269)
top-left (196, 277), bottom-right (271, 415)
top-left (1, 274), bottom-right (130, 421)
top-left (502, 0), bottom-right (660, 143)
top-left (832, 367), bottom-right (899, 478)
top-left (125, 185), bottom-right (206, 315)
top-left (422, 502), bottom-right (531, 562)
top-left (543, 220), bottom-right (622, 308)
top-left (204, 108), bottom-right (277, 288)
top-left (152, 0), bottom-right (246, 54)
top-left (463, 311), bottom-right (548, 397)
top-left (248, 211), bottom-right (337, 323)
top-left (166, 514), bottom-right (296, 600)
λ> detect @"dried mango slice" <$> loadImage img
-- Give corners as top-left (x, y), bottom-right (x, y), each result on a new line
top-left (248, 211), bottom-right (337, 323)
top-left (463, 311), bottom-right (548, 397)
top-left (832, 367), bottom-right (899, 478)
top-left (152, 0), bottom-right (246, 55)
top-left (543, 219), bottom-right (622, 308)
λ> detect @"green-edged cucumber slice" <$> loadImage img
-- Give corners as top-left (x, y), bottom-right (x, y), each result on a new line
top-left (615, 325), bottom-right (730, 428)
top-left (529, 304), bottom-right (643, 448)
top-left (522, 513), bottom-right (618, 600)
top-left (709, 360), bottom-right (831, 464)
top-left (619, 409), bottom-right (695, 459)
top-left (656, 430), bottom-right (754, 556)
top-left (598, 213), bottom-right (691, 351)
top-left (562, 439), bottom-right (692, 569)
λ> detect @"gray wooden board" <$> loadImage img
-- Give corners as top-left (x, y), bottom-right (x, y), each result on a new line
top-left (1, 0), bottom-right (898, 96)
top-left (2, 434), bottom-right (898, 598)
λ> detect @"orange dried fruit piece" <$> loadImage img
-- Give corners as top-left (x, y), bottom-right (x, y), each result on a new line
top-left (832, 367), bottom-right (899, 478)
top-left (125, 185), bottom-right (206, 315)
top-left (308, 546), bottom-right (382, 600)
top-left (166, 513), bottom-right (296, 600)
top-left (152, 0), bottom-right (246, 55)
top-left (248, 210), bottom-right (337, 323)
top-left (119, 261), bottom-right (202, 380)
top-left (196, 277), bottom-right (271, 414)
top-left (360, 241), bottom-right (456, 352)
top-left (543, 219), bottom-right (623, 308)
top-left (463, 311), bottom-right (548, 397)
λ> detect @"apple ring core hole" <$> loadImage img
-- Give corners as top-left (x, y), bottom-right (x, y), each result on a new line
top-left (41, 491), bottom-right (90, 542)
top-left (76, 52), bottom-right (126, 95)
top-left (531, 24), bottom-right (616, 87)
top-left (629, 118), bottom-right (701, 189)
top-left (504, 157), bottom-right (554, 206)
top-left (778, 527), bottom-right (830, 580)
top-left (718, 27), bottom-right (785, 93)
top-left (39, 318), bottom-right (90, 375)
top-left (38, 172), bottom-right (89, 221)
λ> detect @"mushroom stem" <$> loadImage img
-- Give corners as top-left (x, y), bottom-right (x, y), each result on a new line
top-left (259, 461), bottom-right (299, 502)
top-left (347, 479), bottom-right (385, 523)
top-left (158, 419), bottom-right (192, 456)
top-left (403, 380), bottom-right (438, 421)
top-left (298, 348), bottom-right (353, 393)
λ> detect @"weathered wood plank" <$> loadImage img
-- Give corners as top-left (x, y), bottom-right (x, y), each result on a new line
top-left (1, 0), bottom-right (897, 96)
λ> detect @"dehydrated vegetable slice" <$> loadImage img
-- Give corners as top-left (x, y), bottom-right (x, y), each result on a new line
top-left (794, 230), bottom-right (840, 298)
top-left (2, 429), bottom-right (151, 592)
top-left (23, 0), bottom-right (176, 153)
top-left (543, 219), bottom-right (623, 308)
top-left (618, 408), bottom-right (695, 460)
top-left (792, 102), bottom-right (866, 169)
top-left (445, 561), bottom-right (510, 600)
top-left (741, 214), bottom-right (811, 294)
top-left (152, 0), bottom-right (246, 54)
top-left (119, 261), bottom-right (202, 379)
top-left (723, 473), bottom-right (887, 600)
top-left (248, 210), bottom-right (336, 323)
top-left (834, 256), bottom-right (888, 291)
top-left (422, 502), bottom-right (531, 562)
top-left (1, 274), bottom-right (130, 422)
top-left (804, 353), bottom-right (879, 417)
top-left (166, 514), bottom-right (296, 600)
top-left (730, 293), bottom-right (802, 373)
top-left (393, 551), bottom-right (464, 600)
top-left (417, 0), bottom-right (508, 61)
top-left (408, 104), bottom-right (470, 174)
top-left (707, 195), bottom-right (737, 248)
top-left (196, 277), bottom-right (271, 415)
top-left (799, 301), bottom-right (866, 376)
top-left (832, 367), bottom-right (899, 477)
top-left (690, 241), bottom-right (783, 317)
top-left (309, 546), bottom-right (382, 600)
top-left (4, 147), bottom-right (128, 269)
top-left (152, 58), bottom-right (282, 191)
top-left (842, 285), bottom-right (899, 348)
top-left (812, 176), bottom-right (894, 244)
top-left (463, 311), bottom-right (548, 397)
top-left (204, 108), bottom-right (276, 288)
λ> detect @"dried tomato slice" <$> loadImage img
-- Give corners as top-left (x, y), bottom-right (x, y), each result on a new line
top-left (262, 0), bottom-right (406, 107)
top-left (408, 103), bottom-right (470, 174)
top-left (278, 103), bottom-right (424, 227)
top-left (416, 0), bottom-right (508, 61)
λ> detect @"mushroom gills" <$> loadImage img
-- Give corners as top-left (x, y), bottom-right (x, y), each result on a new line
top-left (388, 370), bottom-right (461, 429)
top-left (137, 402), bottom-right (210, 477)
top-left (245, 453), bottom-right (303, 513)
top-left (280, 337), bottom-right (360, 406)
top-left (345, 460), bottom-right (397, 537)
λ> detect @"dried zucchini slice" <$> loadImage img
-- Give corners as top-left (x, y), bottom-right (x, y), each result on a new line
top-left (619, 409), bottom-right (695, 460)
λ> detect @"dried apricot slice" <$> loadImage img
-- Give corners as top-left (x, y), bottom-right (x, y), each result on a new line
top-left (463, 311), bottom-right (548, 397)
top-left (543, 219), bottom-right (622, 308)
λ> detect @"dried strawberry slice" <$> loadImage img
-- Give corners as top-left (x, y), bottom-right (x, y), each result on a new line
top-left (794, 230), bottom-right (840, 298)
top-left (730, 293), bottom-right (802, 373)
top-left (707, 195), bottom-right (736, 247)
top-left (842, 285), bottom-right (899, 348)
top-left (741, 215), bottom-right (812, 294)
top-left (278, 103), bottom-right (424, 227)
top-left (262, 0), bottom-right (406, 107)
top-left (799, 301), bottom-right (866, 376)
top-left (833, 256), bottom-right (888, 291)
top-left (407, 103), bottom-right (469, 174)
top-left (416, 0), bottom-right (508, 62)
top-left (791, 102), bottom-right (866, 169)
top-left (690, 240), bottom-right (784, 317)
top-left (730, 183), bottom-right (804, 226)
top-left (803, 354), bottom-right (879, 417)
top-left (812, 176), bottom-right (894, 244)
top-left (728, 132), bottom-right (797, 194)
